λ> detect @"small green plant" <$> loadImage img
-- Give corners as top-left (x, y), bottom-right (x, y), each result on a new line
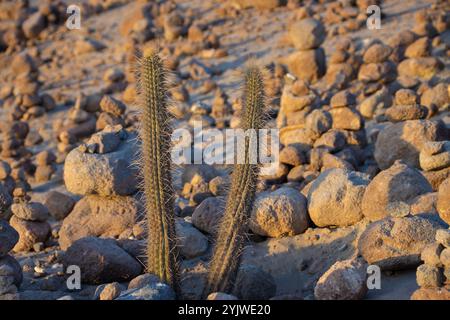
top-left (138, 48), bottom-right (180, 294)
top-left (203, 65), bottom-right (267, 297)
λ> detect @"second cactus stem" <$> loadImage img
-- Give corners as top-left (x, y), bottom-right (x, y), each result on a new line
top-left (138, 49), bottom-right (180, 294)
top-left (203, 65), bottom-right (267, 297)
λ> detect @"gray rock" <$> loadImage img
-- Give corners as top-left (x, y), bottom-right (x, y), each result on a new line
top-left (233, 265), bottom-right (276, 300)
top-left (0, 276), bottom-right (16, 295)
top-left (0, 255), bottom-right (22, 286)
top-left (85, 129), bottom-right (124, 154)
top-left (250, 187), bottom-right (309, 237)
top-left (175, 219), bottom-right (208, 259)
top-left (192, 196), bottom-right (225, 235)
top-left (308, 169), bottom-right (370, 227)
top-left (116, 282), bottom-right (175, 300)
top-left (44, 191), bottom-right (76, 220)
top-left (0, 184), bottom-right (12, 215)
top-left (62, 237), bottom-right (142, 284)
top-left (64, 134), bottom-right (139, 196)
top-left (314, 257), bottom-right (368, 300)
top-left (11, 202), bottom-right (49, 222)
top-left (0, 161), bottom-right (11, 180)
top-left (128, 274), bottom-right (160, 290)
top-left (374, 120), bottom-right (446, 170)
top-left (0, 220), bottom-right (18, 257)
top-left (358, 216), bottom-right (438, 270)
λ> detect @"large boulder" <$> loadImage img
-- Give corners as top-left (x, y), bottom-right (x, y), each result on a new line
top-left (64, 135), bottom-right (139, 196)
top-left (358, 216), bottom-right (438, 270)
top-left (250, 187), bottom-right (309, 238)
top-left (307, 169), bottom-right (370, 227)
top-left (314, 257), bottom-right (368, 300)
top-left (361, 161), bottom-right (433, 221)
top-left (59, 195), bottom-right (141, 250)
top-left (62, 237), bottom-right (142, 284)
top-left (374, 120), bottom-right (446, 169)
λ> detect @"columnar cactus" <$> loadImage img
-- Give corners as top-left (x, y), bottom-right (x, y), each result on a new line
top-left (203, 65), bottom-right (267, 297)
top-left (138, 49), bottom-right (180, 293)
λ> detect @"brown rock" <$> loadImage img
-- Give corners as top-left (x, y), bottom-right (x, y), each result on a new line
top-left (385, 104), bottom-right (428, 122)
top-left (250, 187), bottom-right (309, 238)
top-left (398, 57), bottom-right (443, 79)
top-left (191, 196), bottom-right (224, 235)
top-left (287, 49), bottom-right (326, 83)
top-left (99, 95), bottom-right (126, 117)
top-left (395, 89), bottom-right (418, 105)
top-left (363, 43), bottom-right (392, 63)
top-left (329, 107), bottom-right (363, 131)
top-left (416, 264), bottom-right (444, 288)
top-left (421, 243), bottom-right (443, 267)
top-left (58, 195), bottom-right (141, 250)
top-left (279, 145), bottom-right (306, 166)
top-left (405, 37), bottom-right (430, 58)
top-left (9, 216), bottom-right (50, 252)
top-left (62, 237), bottom-right (141, 284)
top-left (374, 120), bottom-right (446, 169)
top-left (358, 216), bottom-right (437, 270)
top-left (362, 161), bottom-right (432, 221)
top-left (305, 109), bottom-right (332, 135)
top-left (307, 168), bottom-right (369, 227)
top-left (11, 202), bottom-right (49, 222)
top-left (289, 18), bottom-right (326, 50)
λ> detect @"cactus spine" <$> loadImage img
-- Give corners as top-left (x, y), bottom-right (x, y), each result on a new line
top-left (203, 65), bottom-right (267, 297)
top-left (138, 49), bottom-right (179, 293)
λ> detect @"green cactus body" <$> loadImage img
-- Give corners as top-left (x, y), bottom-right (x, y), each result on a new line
top-left (203, 66), bottom-right (267, 297)
top-left (138, 50), bottom-right (179, 293)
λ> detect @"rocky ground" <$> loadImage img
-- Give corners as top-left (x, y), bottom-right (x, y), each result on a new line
top-left (0, 0), bottom-right (449, 300)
